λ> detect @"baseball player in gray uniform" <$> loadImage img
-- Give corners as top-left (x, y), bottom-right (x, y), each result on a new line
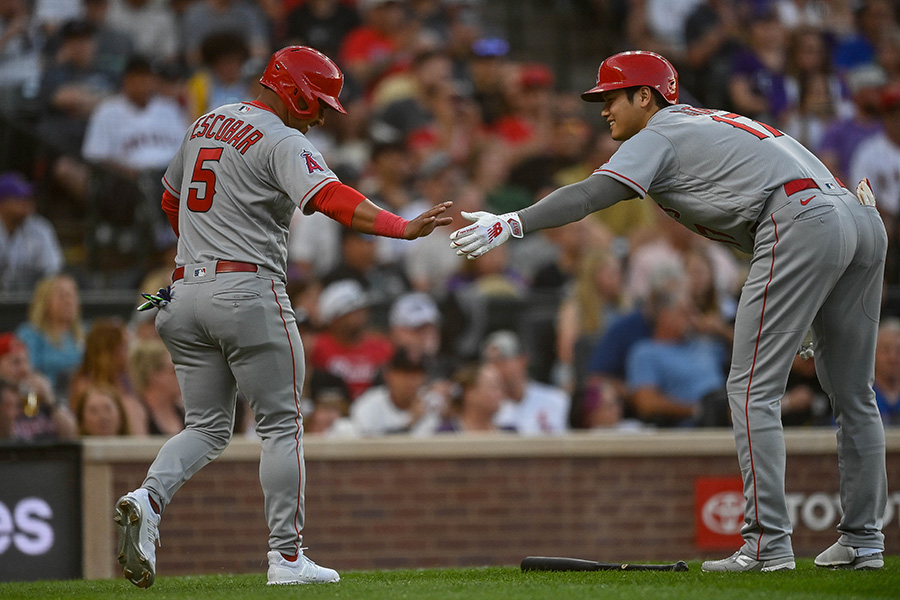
top-left (450, 51), bottom-right (887, 572)
top-left (114, 46), bottom-right (451, 588)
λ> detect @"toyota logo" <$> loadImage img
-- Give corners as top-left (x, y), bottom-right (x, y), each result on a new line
top-left (702, 492), bottom-right (744, 535)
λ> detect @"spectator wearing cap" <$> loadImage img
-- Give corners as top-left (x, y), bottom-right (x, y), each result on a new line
top-left (0, 332), bottom-right (77, 441)
top-left (284, 0), bottom-right (360, 62)
top-left (0, 172), bottom-right (64, 293)
top-left (468, 36), bottom-right (510, 126)
top-left (323, 226), bottom-right (410, 304)
top-left (480, 330), bottom-right (570, 435)
top-left (310, 279), bottom-right (395, 399)
top-left (817, 64), bottom-right (886, 184)
top-left (850, 82), bottom-right (900, 284)
top-left (349, 346), bottom-right (440, 435)
top-left (388, 291), bottom-right (441, 363)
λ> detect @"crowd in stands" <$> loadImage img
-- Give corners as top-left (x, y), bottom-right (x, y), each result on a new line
top-left (3, 0), bottom-right (900, 443)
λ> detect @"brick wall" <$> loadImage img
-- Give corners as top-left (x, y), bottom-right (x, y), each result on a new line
top-left (87, 432), bottom-right (900, 578)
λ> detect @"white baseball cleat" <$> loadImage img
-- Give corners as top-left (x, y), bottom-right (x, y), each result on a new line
top-left (114, 488), bottom-right (161, 588)
top-left (267, 549), bottom-right (340, 584)
top-left (701, 551), bottom-right (795, 572)
top-left (815, 542), bottom-right (884, 570)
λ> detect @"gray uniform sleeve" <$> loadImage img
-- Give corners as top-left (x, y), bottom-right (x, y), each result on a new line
top-left (517, 174), bottom-right (638, 233)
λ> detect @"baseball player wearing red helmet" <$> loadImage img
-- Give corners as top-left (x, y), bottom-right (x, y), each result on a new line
top-left (451, 50), bottom-right (887, 572)
top-left (114, 46), bottom-right (452, 588)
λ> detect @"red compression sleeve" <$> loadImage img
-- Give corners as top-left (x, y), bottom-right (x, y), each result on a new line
top-left (161, 190), bottom-right (179, 237)
top-left (310, 181), bottom-right (366, 228)
top-left (372, 209), bottom-right (408, 238)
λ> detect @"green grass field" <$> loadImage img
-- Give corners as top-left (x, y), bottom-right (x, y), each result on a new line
top-left (3, 558), bottom-right (898, 600)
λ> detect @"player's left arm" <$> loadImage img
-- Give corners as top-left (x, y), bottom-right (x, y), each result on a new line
top-left (450, 175), bottom-right (635, 259)
top-left (311, 181), bottom-right (452, 239)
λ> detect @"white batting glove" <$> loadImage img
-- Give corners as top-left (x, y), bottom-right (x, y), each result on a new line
top-left (857, 178), bottom-right (876, 207)
top-left (797, 329), bottom-right (814, 360)
top-left (449, 211), bottom-right (523, 259)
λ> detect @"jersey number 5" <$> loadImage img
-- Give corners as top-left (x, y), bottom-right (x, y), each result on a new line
top-left (187, 147), bottom-right (224, 212)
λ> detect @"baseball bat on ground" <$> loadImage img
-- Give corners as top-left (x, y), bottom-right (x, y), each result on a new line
top-left (521, 556), bottom-right (689, 572)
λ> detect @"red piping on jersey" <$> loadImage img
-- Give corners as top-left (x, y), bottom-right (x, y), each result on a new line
top-left (272, 280), bottom-right (303, 555)
top-left (244, 100), bottom-right (276, 115)
top-left (162, 176), bottom-right (180, 197)
top-left (595, 168), bottom-right (648, 196)
top-left (745, 212), bottom-right (779, 560)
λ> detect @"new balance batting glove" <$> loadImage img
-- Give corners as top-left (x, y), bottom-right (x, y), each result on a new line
top-left (449, 211), bottom-right (523, 259)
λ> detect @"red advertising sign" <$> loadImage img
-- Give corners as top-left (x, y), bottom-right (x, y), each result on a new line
top-left (695, 477), bottom-right (745, 549)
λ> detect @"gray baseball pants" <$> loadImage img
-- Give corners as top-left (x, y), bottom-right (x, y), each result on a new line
top-left (728, 178), bottom-right (887, 560)
top-left (143, 265), bottom-right (307, 556)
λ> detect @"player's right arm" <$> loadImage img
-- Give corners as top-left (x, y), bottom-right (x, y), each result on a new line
top-left (449, 175), bottom-right (635, 259)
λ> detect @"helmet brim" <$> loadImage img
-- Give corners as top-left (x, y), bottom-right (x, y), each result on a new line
top-left (581, 85), bottom-right (606, 102)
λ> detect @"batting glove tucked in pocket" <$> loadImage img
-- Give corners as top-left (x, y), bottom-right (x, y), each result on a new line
top-left (857, 178), bottom-right (876, 206)
top-left (449, 211), bottom-right (523, 259)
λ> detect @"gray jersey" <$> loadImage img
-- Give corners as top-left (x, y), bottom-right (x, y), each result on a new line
top-left (162, 101), bottom-right (338, 276)
top-left (597, 105), bottom-right (835, 253)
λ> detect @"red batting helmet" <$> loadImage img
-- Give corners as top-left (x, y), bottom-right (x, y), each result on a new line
top-left (259, 46), bottom-right (347, 120)
top-left (581, 51), bottom-right (678, 105)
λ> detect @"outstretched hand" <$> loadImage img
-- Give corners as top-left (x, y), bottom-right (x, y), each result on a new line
top-left (403, 201), bottom-right (453, 239)
top-left (449, 210), bottom-right (520, 259)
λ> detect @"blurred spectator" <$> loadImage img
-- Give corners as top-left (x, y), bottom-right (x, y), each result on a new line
top-left (625, 285), bottom-right (729, 428)
top-left (816, 63), bottom-right (886, 183)
top-left (37, 19), bottom-right (117, 156)
top-left (338, 0), bottom-right (414, 96)
top-left (349, 346), bottom-right (440, 435)
top-left (530, 219), bottom-right (610, 294)
top-left (771, 0), bottom-right (831, 30)
top-left (404, 182), bottom-right (482, 296)
top-left (436, 361), bottom-right (504, 433)
top-left (180, 0), bottom-right (272, 69)
top-left (0, 171), bottom-right (64, 294)
top-left (359, 142), bottom-right (420, 264)
top-left (875, 27), bottom-right (900, 84)
top-left (849, 83), bottom-right (900, 285)
top-left (70, 382), bottom-right (129, 435)
top-left (874, 317), bottom-right (900, 425)
top-left (15, 273), bottom-right (84, 398)
top-left (310, 279), bottom-right (394, 399)
top-left (105, 0), bottom-right (178, 65)
top-left (303, 369), bottom-right (356, 436)
top-left (388, 291), bottom-right (441, 363)
top-left (129, 338), bottom-right (183, 436)
top-left (467, 35), bottom-right (510, 126)
top-left (625, 0), bottom-right (705, 66)
top-left (185, 32), bottom-right (255, 121)
top-left (488, 62), bottom-right (556, 170)
top-left (781, 26), bottom-right (851, 148)
top-left (726, 6), bottom-right (790, 124)
top-left (284, 0), bottom-right (360, 59)
top-left (0, 376), bottom-right (18, 439)
top-left (323, 227), bottom-right (410, 303)
top-left (832, 0), bottom-right (898, 72)
top-left (681, 0), bottom-right (741, 111)
top-left (780, 352), bottom-right (830, 426)
top-left (0, 332), bottom-right (77, 440)
top-left (583, 263), bottom-right (688, 418)
top-left (289, 208), bottom-right (342, 279)
top-left (481, 329), bottom-right (570, 434)
top-left (684, 245), bottom-right (735, 348)
top-left (0, 0), bottom-right (44, 109)
top-left (448, 242), bottom-right (527, 299)
top-left (80, 0), bottom-right (133, 78)
top-left (81, 55), bottom-right (187, 179)
top-left (370, 47), bottom-right (454, 136)
top-left (554, 249), bottom-right (630, 395)
top-left (33, 0), bottom-right (84, 38)
top-left (69, 317), bottom-right (147, 435)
